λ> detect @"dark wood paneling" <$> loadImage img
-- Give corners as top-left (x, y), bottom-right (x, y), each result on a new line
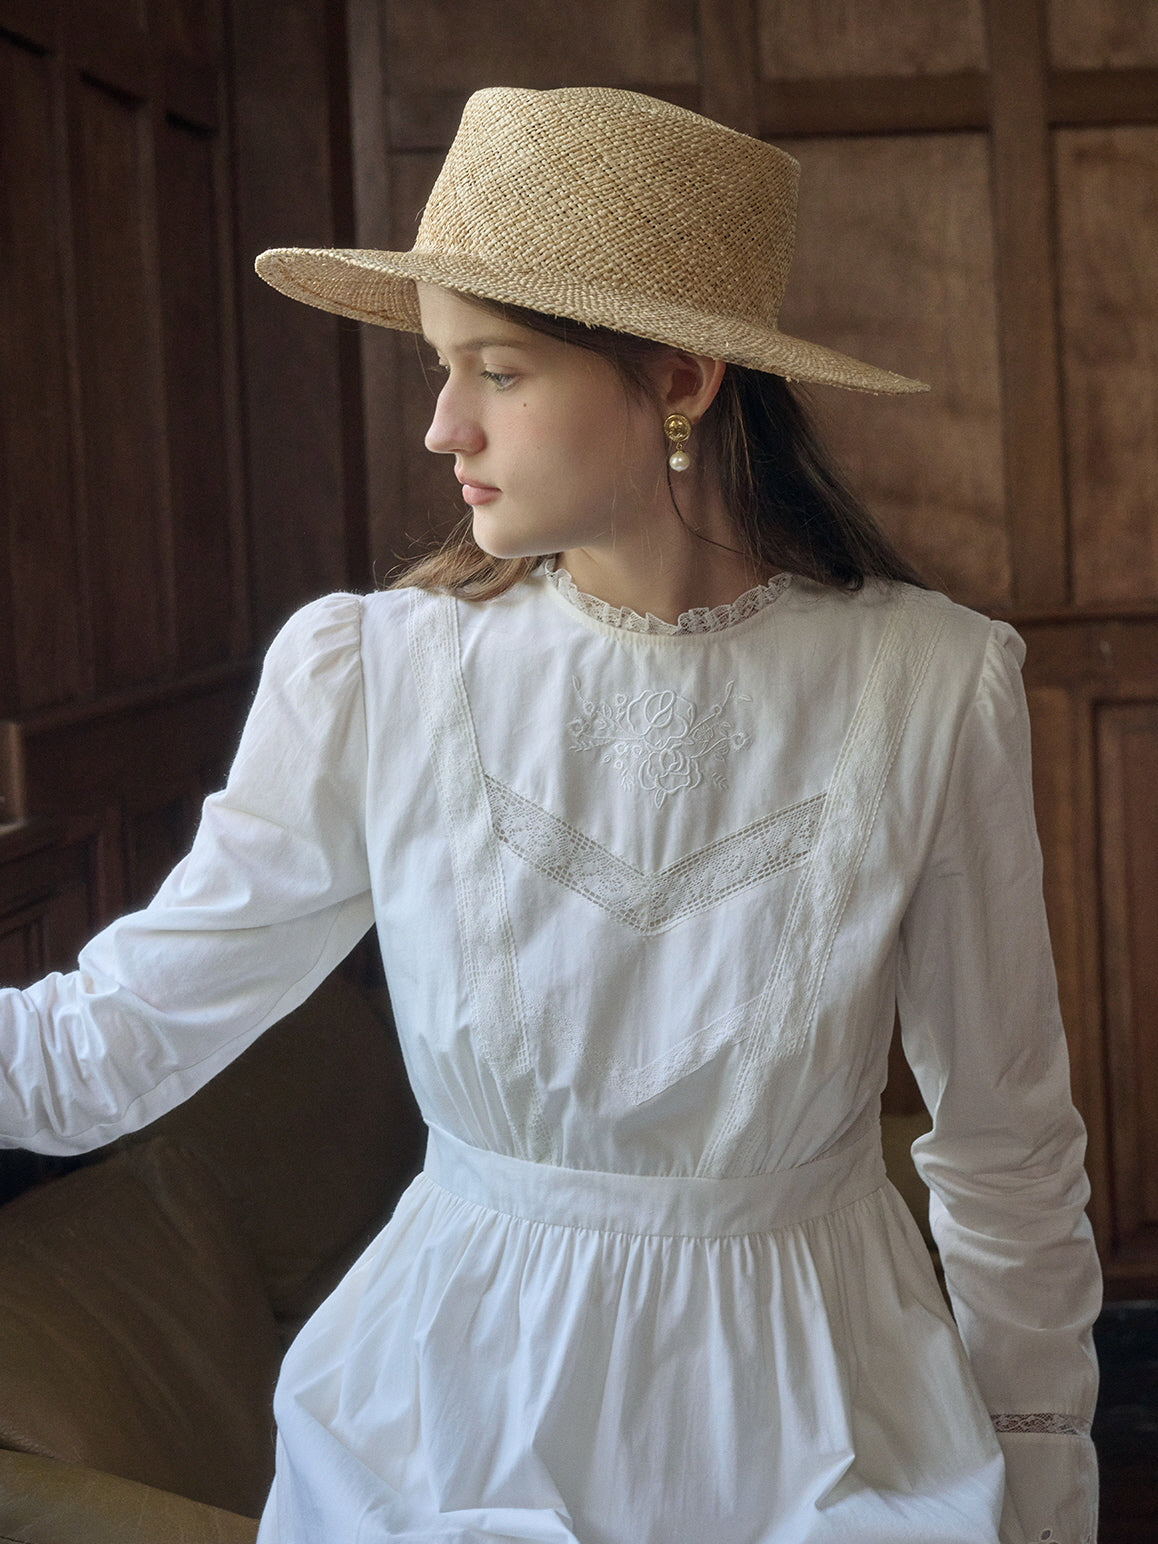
top-left (157, 113), bottom-right (242, 669)
top-left (0, 822), bottom-right (102, 982)
top-left (1048, 0), bottom-right (1158, 69)
top-left (346, 0), bottom-right (403, 580)
top-left (228, 0), bottom-right (367, 636)
top-left (985, 0), bottom-right (1069, 609)
top-left (1054, 125), bottom-right (1158, 608)
top-left (1026, 683), bottom-right (1111, 1239)
top-left (778, 133), bottom-right (1007, 607)
top-left (384, 0), bottom-right (696, 96)
top-left (156, 0), bottom-right (223, 59)
top-left (698, 0), bottom-right (758, 133)
top-left (1, 666), bottom-right (251, 925)
top-left (0, 32), bottom-right (85, 715)
top-left (758, 72), bottom-right (989, 136)
top-left (1050, 67), bottom-right (1158, 126)
top-left (72, 73), bottom-right (174, 690)
top-left (758, 0), bottom-right (986, 77)
top-left (1097, 701), bottom-right (1158, 1292)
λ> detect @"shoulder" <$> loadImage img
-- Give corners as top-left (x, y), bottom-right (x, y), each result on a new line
top-left (255, 592), bottom-right (370, 706)
top-left (834, 581), bottom-right (1024, 688)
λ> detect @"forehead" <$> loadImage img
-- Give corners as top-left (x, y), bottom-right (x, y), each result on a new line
top-left (416, 285), bottom-right (534, 351)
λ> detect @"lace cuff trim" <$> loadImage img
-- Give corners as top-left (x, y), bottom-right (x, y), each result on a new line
top-left (543, 560), bottom-right (792, 635)
top-left (991, 1412), bottom-right (1092, 1437)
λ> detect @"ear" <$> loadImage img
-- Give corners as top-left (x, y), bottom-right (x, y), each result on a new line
top-left (652, 349), bottom-right (727, 423)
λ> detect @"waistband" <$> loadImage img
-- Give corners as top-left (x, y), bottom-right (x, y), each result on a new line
top-left (423, 1123), bottom-right (888, 1240)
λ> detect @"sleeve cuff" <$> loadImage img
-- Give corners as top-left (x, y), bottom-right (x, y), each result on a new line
top-left (995, 1428), bottom-right (1098, 1544)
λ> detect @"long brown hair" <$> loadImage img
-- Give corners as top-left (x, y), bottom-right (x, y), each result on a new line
top-left (391, 296), bottom-right (925, 599)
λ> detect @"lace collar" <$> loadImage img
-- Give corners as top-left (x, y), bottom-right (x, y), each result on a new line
top-left (542, 560), bottom-right (792, 636)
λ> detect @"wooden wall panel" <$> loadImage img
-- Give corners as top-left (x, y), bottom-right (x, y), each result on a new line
top-left (384, 0), bottom-right (697, 148)
top-left (759, 0), bottom-right (986, 77)
top-left (777, 134), bottom-right (1007, 608)
top-left (1055, 125), bottom-right (1158, 608)
top-left (0, 0), bottom-right (368, 1011)
top-left (0, 825), bottom-right (102, 985)
top-left (157, 114), bottom-right (243, 669)
top-left (1097, 701), bottom-right (1158, 1290)
top-left (1026, 684), bottom-right (1110, 1234)
top-left (228, 0), bottom-right (368, 638)
top-left (1049, 0), bottom-right (1158, 68)
top-left (0, 34), bottom-right (85, 715)
top-left (72, 76), bottom-right (174, 690)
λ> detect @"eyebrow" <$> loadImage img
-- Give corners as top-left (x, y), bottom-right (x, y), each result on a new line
top-left (421, 335), bottom-right (533, 354)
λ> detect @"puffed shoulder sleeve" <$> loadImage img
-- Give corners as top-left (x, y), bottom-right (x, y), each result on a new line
top-left (0, 593), bottom-right (374, 1155)
top-left (897, 621), bottom-right (1101, 1544)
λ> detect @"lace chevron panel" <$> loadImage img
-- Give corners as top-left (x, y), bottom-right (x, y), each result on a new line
top-left (486, 775), bottom-right (825, 934)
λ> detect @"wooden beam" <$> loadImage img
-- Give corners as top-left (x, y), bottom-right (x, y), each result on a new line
top-left (1050, 68), bottom-right (1158, 127)
top-left (985, 0), bottom-right (1069, 608)
top-left (759, 72), bottom-right (989, 139)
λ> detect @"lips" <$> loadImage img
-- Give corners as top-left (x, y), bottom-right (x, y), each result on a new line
top-left (456, 472), bottom-right (501, 507)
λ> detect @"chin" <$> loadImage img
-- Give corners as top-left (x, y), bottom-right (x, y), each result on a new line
top-left (471, 518), bottom-right (557, 563)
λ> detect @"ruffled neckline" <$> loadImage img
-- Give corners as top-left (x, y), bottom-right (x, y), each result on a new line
top-left (542, 561), bottom-right (792, 636)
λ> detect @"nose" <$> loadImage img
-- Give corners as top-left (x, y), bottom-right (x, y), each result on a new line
top-left (424, 379), bottom-right (484, 457)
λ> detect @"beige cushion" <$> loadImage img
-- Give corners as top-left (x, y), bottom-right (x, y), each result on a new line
top-left (0, 1139), bottom-right (280, 1517)
top-left (0, 1450), bottom-right (259, 1544)
top-left (135, 972), bottom-right (426, 1331)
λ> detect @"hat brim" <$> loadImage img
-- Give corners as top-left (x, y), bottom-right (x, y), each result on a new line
top-left (255, 247), bottom-right (929, 396)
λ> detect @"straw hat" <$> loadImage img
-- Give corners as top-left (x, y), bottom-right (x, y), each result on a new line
top-left (256, 86), bottom-right (927, 395)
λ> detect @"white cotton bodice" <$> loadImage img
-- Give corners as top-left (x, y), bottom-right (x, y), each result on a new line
top-left (359, 573), bottom-right (986, 1177)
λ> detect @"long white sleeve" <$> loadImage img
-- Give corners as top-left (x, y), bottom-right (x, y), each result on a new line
top-left (897, 623), bottom-right (1101, 1544)
top-left (0, 594), bottom-right (374, 1155)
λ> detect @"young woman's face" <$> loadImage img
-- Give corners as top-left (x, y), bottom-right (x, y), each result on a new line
top-left (417, 285), bottom-right (666, 559)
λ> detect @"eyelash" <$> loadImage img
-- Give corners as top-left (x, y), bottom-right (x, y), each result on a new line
top-left (431, 362), bottom-right (516, 391)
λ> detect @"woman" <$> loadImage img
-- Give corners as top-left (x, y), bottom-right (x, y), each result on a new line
top-left (1, 87), bottom-right (1099, 1544)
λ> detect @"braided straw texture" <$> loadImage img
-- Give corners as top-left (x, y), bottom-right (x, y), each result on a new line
top-left (256, 87), bottom-right (927, 395)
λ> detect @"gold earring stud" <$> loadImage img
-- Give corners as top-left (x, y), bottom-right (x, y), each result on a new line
top-left (663, 413), bottom-right (692, 472)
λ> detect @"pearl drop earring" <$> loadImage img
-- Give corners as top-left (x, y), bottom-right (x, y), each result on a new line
top-left (663, 413), bottom-right (692, 472)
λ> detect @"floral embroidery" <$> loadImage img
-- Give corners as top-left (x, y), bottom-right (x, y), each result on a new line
top-left (568, 677), bottom-right (749, 806)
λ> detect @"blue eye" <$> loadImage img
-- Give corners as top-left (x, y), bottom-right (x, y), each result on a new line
top-left (482, 370), bottom-right (516, 389)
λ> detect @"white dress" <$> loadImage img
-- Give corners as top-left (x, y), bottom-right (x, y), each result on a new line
top-left (0, 569), bottom-right (1101, 1544)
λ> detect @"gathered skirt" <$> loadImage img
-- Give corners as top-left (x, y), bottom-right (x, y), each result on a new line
top-left (257, 1125), bottom-right (1007, 1544)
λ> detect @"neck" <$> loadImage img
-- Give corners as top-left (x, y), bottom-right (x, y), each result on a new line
top-left (558, 480), bottom-right (775, 624)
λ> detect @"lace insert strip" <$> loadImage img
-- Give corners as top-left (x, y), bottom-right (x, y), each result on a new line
top-left (487, 775), bottom-right (825, 934)
top-left (991, 1413), bottom-right (1093, 1437)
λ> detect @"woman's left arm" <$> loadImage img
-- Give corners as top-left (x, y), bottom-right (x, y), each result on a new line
top-left (897, 622), bottom-right (1101, 1544)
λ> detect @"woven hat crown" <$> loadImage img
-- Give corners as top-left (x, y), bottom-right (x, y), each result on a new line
top-left (414, 87), bottom-right (799, 329)
top-left (255, 85), bottom-right (927, 394)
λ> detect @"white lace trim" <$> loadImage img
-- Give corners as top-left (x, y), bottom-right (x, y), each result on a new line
top-left (567, 676), bottom-right (749, 806)
top-left (544, 560), bottom-right (792, 635)
top-left (487, 774), bottom-right (823, 934)
top-left (991, 1412), bottom-right (1092, 1437)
